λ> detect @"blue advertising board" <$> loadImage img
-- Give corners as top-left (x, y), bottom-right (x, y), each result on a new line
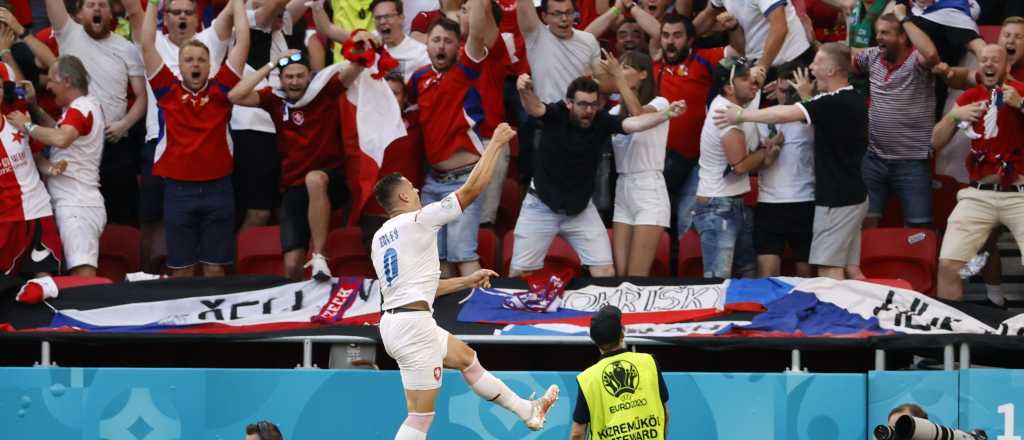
top-left (867, 371), bottom-right (958, 438)
top-left (960, 369), bottom-right (1024, 439)
top-left (0, 368), bottom-right (869, 439)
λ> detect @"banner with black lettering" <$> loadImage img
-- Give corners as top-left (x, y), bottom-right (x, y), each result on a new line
top-left (45, 277), bottom-right (381, 333)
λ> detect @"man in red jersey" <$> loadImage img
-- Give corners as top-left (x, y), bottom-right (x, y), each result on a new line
top-left (406, 0), bottom-right (497, 277)
top-left (229, 36), bottom-right (375, 281)
top-left (933, 44), bottom-right (1024, 302)
top-left (141, 0), bottom-right (248, 277)
top-left (657, 14), bottom-right (730, 235)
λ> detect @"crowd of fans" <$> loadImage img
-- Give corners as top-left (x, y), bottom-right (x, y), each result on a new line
top-left (1, 0), bottom-right (1022, 304)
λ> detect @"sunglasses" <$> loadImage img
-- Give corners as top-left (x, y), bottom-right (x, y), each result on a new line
top-left (277, 52), bottom-right (305, 69)
top-left (719, 56), bottom-right (749, 87)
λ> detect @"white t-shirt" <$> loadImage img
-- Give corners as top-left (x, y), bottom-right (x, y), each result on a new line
top-left (371, 192), bottom-right (464, 311)
top-left (54, 21), bottom-right (144, 125)
top-left (48, 96), bottom-right (106, 208)
top-left (697, 95), bottom-right (760, 198)
top-left (230, 10), bottom-right (296, 133)
top-left (524, 26), bottom-right (600, 103)
top-left (145, 25), bottom-right (230, 142)
top-left (711, 0), bottom-right (810, 65)
top-left (387, 34), bottom-right (431, 81)
top-left (756, 121), bottom-right (815, 203)
top-left (0, 118), bottom-right (51, 221)
top-left (609, 97), bottom-right (670, 173)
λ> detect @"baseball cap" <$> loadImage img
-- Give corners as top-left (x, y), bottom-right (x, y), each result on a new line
top-left (589, 305), bottom-right (624, 347)
top-left (712, 56), bottom-right (751, 92)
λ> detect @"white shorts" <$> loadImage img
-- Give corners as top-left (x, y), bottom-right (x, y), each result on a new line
top-left (54, 205), bottom-right (106, 270)
top-left (612, 171), bottom-right (670, 227)
top-left (379, 311), bottom-right (450, 391)
top-left (510, 192), bottom-right (613, 272)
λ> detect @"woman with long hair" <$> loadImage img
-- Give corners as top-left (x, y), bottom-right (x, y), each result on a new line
top-left (604, 50), bottom-right (681, 276)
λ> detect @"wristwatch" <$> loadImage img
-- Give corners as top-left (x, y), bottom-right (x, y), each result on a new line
top-left (899, 16), bottom-right (912, 25)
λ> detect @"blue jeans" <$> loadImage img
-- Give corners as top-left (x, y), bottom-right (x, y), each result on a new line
top-left (676, 162), bottom-right (700, 233)
top-left (421, 172), bottom-right (483, 263)
top-left (862, 152), bottom-right (933, 225)
top-left (163, 176), bottom-right (235, 268)
top-left (693, 196), bottom-right (755, 278)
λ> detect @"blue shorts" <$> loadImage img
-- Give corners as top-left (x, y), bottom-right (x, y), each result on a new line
top-left (164, 176), bottom-right (235, 268)
top-left (862, 153), bottom-right (933, 225)
top-left (420, 172), bottom-right (482, 263)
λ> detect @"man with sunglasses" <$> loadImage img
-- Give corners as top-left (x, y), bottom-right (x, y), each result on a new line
top-left (228, 37), bottom-right (376, 281)
top-left (123, 0), bottom-right (237, 273)
top-left (140, 0), bottom-right (249, 277)
top-left (511, 74), bottom-right (685, 277)
top-left (713, 43), bottom-right (869, 281)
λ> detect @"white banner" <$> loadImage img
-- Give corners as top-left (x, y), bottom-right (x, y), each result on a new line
top-left (492, 282), bottom-right (727, 313)
top-left (52, 279), bottom-right (381, 327)
top-left (496, 321), bottom-right (749, 337)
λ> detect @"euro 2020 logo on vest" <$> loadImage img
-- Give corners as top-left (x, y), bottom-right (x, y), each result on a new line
top-left (603, 360), bottom-right (640, 398)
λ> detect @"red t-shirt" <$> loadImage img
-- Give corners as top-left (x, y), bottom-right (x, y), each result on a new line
top-left (476, 38), bottom-right (513, 138)
top-left (1012, 64), bottom-right (1024, 82)
top-left (408, 46), bottom-right (485, 164)
top-left (655, 47), bottom-right (725, 160)
top-left (258, 76), bottom-right (346, 191)
top-left (955, 80), bottom-right (1024, 183)
top-left (150, 65), bottom-right (238, 181)
top-left (364, 112), bottom-right (425, 216)
top-left (11, 0), bottom-right (29, 26)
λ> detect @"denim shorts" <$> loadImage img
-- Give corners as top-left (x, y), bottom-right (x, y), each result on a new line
top-left (421, 172), bottom-right (483, 263)
top-left (862, 153), bottom-right (932, 225)
top-left (163, 176), bottom-right (235, 268)
top-left (693, 196), bottom-right (755, 278)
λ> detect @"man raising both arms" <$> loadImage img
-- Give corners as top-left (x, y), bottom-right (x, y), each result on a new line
top-left (370, 123), bottom-right (558, 440)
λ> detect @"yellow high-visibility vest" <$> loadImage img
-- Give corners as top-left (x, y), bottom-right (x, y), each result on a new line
top-left (577, 351), bottom-right (666, 440)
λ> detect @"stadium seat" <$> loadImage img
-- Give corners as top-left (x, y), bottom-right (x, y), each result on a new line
top-left (605, 229), bottom-right (671, 276)
top-left (495, 178), bottom-right (522, 236)
top-left (979, 25), bottom-right (1000, 44)
top-left (236, 226), bottom-right (285, 276)
top-left (932, 175), bottom-right (966, 233)
top-left (477, 228), bottom-right (500, 272)
top-left (860, 228), bottom-right (938, 295)
top-left (326, 227), bottom-right (377, 278)
top-left (98, 224), bottom-right (141, 281)
top-left (502, 230), bottom-right (582, 277)
top-left (677, 229), bottom-right (703, 278)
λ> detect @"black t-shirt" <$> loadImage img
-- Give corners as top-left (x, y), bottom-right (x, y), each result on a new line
top-left (798, 86), bottom-right (868, 207)
top-left (534, 102), bottom-right (625, 216)
top-left (572, 349), bottom-right (670, 424)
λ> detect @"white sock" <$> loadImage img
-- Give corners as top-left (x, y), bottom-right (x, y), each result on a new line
top-left (987, 284), bottom-right (1006, 307)
top-left (394, 412), bottom-right (432, 440)
top-left (462, 358), bottom-right (533, 421)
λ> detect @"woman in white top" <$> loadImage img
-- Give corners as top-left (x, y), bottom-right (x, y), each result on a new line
top-left (603, 50), bottom-right (677, 276)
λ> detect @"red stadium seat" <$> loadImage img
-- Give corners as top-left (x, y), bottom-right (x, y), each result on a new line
top-left (979, 25), bottom-right (1001, 44)
top-left (477, 228), bottom-right (500, 272)
top-left (502, 230), bottom-right (582, 277)
top-left (98, 224), bottom-right (141, 281)
top-left (605, 229), bottom-right (672, 276)
top-left (677, 229), bottom-right (703, 278)
top-left (860, 228), bottom-right (938, 295)
top-left (495, 178), bottom-right (522, 236)
top-left (236, 226), bottom-right (285, 276)
top-left (932, 175), bottom-right (966, 233)
top-left (326, 227), bottom-right (377, 278)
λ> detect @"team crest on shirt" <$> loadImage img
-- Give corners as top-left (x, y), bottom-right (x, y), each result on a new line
top-left (291, 110), bottom-right (305, 126)
top-left (11, 130), bottom-right (23, 143)
top-left (676, 65), bottom-right (688, 77)
top-left (441, 197), bottom-right (454, 210)
top-left (181, 94), bottom-right (210, 107)
top-left (433, 367), bottom-right (442, 381)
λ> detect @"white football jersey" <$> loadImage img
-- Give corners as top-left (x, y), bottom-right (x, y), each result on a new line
top-left (371, 192), bottom-right (463, 311)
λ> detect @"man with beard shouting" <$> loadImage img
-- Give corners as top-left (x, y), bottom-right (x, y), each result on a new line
top-left (851, 7), bottom-right (941, 230)
top-left (45, 0), bottom-right (147, 226)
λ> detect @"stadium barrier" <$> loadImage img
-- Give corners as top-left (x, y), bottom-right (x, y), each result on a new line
top-left (3, 368), bottom-right (1024, 439)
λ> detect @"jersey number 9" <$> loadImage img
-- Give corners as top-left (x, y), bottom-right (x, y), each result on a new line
top-left (383, 248), bottom-right (399, 286)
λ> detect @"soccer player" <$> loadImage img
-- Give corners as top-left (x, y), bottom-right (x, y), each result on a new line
top-left (370, 123), bottom-right (558, 440)
top-left (141, 0), bottom-right (248, 277)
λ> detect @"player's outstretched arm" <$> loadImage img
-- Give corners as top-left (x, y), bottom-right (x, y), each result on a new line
top-left (454, 122), bottom-right (516, 207)
top-left (436, 269), bottom-right (498, 297)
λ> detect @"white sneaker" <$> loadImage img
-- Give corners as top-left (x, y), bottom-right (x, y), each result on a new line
top-left (304, 253), bottom-right (331, 282)
top-left (524, 384), bottom-right (559, 431)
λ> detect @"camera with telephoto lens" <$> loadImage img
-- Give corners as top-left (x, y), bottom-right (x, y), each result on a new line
top-left (894, 415), bottom-right (987, 440)
top-left (875, 424), bottom-right (895, 440)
